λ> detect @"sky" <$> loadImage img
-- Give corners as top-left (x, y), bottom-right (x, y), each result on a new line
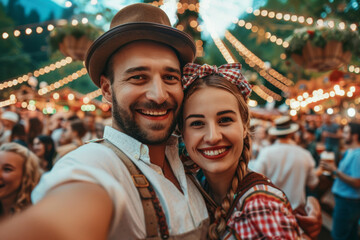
top-left (50, 0), bottom-right (254, 38)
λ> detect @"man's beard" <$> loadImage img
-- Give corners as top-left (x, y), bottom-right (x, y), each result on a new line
top-left (111, 93), bottom-right (178, 145)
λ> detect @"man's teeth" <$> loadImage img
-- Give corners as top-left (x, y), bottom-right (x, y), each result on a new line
top-left (141, 110), bottom-right (167, 116)
top-left (203, 148), bottom-right (226, 156)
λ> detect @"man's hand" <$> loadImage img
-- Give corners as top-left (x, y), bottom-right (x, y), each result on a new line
top-left (320, 159), bottom-right (337, 172)
top-left (295, 196), bottom-right (322, 240)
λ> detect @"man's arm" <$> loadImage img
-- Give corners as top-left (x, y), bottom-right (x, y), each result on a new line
top-left (322, 128), bottom-right (342, 139)
top-left (321, 160), bottom-right (360, 188)
top-left (0, 182), bottom-right (113, 240)
top-left (295, 196), bottom-right (322, 240)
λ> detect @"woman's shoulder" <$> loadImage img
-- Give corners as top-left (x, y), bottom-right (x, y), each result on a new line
top-left (225, 181), bottom-right (300, 240)
top-left (234, 182), bottom-right (291, 213)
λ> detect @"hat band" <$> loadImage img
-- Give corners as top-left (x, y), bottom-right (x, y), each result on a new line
top-left (276, 124), bottom-right (291, 130)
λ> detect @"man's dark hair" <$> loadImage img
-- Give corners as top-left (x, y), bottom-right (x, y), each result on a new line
top-left (70, 119), bottom-right (87, 139)
top-left (349, 122), bottom-right (360, 141)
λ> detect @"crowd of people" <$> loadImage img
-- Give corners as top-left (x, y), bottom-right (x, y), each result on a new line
top-left (249, 113), bottom-right (360, 239)
top-left (0, 109), bottom-right (106, 218)
top-left (0, 2), bottom-right (358, 240)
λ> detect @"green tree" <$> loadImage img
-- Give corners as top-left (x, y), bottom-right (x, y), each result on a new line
top-left (0, 3), bottom-right (32, 87)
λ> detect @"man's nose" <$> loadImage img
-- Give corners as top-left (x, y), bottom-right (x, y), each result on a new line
top-left (146, 77), bottom-right (169, 104)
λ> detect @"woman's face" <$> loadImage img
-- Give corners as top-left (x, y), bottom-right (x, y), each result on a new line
top-left (0, 151), bottom-right (24, 202)
top-left (33, 138), bottom-right (45, 158)
top-left (182, 87), bottom-right (245, 178)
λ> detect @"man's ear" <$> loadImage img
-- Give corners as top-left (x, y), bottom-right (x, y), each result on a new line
top-left (100, 75), bottom-right (113, 104)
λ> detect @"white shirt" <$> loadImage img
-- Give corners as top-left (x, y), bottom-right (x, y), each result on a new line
top-left (249, 140), bottom-right (319, 209)
top-left (32, 126), bottom-right (208, 239)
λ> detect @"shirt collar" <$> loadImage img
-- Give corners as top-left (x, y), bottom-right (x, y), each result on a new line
top-left (103, 126), bottom-right (179, 164)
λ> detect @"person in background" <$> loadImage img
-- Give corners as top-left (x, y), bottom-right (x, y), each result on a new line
top-left (321, 122), bottom-right (360, 240)
top-left (251, 116), bottom-right (319, 210)
top-left (304, 126), bottom-right (320, 166)
top-left (10, 123), bottom-right (28, 148)
top-left (47, 113), bottom-right (65, 147)
top-left (0, 143), bottom-right (42, 218)
top-left (32, 135), bottom-right (56, 171)
top-left (82, 112), bottom-right (97, 142)
top-left (179, 63), bottom-right (301, 239)
top-left (319, 113), bottom-right (342, 164)
top-left (250, 124), bottom-right (270, 160)
top-left (55, 119), bottom-right (86, 161)
top-left (26, 117), bottom-right (44, 149)
top-left (94, 122), bottom-right (105, 139)
top-left (0, 111), bottom-right (19, 146)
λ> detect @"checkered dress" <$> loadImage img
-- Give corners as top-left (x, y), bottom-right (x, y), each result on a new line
top-left (222, 184), bottom-right (301, 240)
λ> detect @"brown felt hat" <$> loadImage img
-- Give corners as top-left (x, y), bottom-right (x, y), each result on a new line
top-left (85, 3), bottom-right (196, 87)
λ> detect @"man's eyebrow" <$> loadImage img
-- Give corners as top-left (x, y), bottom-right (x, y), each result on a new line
top-left (164, 67), bottom-right (181, 75)
top-left (124, 66), bottom-right (150, 74)
top-left (185, 114), bottom-right (204, 120)
top-left (217, 110), bottom-right (236, 116)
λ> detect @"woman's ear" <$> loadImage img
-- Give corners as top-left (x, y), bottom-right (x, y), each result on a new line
top-left (100, 75), bottom-right (113, 104)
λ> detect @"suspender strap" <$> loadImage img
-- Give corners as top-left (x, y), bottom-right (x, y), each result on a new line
top-left (100, 139), bottom-right (169, 238)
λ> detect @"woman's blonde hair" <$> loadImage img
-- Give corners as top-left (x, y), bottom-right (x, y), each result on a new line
top-left (180, 74), bottom-right (251, 239)
top-left (0, 143), bottom-right (42, 214)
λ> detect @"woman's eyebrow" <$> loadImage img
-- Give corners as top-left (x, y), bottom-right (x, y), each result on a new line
top-left (217, 110), bottom-right (236, 116)
top-left (185, 114), bottom-right (204, 120)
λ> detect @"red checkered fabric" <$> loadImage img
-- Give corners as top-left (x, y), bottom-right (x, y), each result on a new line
top-left (223, 185), bottom-right (301, 240)
top-left (182, 63), bottom-right (252, 99)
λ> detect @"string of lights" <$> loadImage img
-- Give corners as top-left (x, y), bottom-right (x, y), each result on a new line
top-left (176, 2), bottom-right (200, 14)
top-left (234, 19), bottom-right (289, 49)
top-left (258, 85), bottom-right (282, 101)
top-left (0, 95), bottom-right (16, 108)
top-left (203, 14), bottom-right (283, 102)
top-left (246, 7), bottom-right (358, 31)
top-left (0, 57), bottom-right (73, 91)
top-left (348, 65), bottom-right (360, 74)
top-left (288, 84), bottom-right (357, 114)
top-left (85, 89), bottom-right (102, 101)
top-left (225, 30), bottom-right (292, 88)
top-left (252, 85), bottom-right (272, 101)
top-left (38, 68), bottom-right (87, 95)
top-left (1, 16), bottom-right (96, 40)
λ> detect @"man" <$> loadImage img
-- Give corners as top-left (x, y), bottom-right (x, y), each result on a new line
top-left (55, 119), bottom-right (87, 161)
top-left (319, 113), bottom-right (342, 164)
top-left (0, 3), bottom-right (321, 239)
top-left (251, 116), bottom-right (319, 210)
top-left (82, 112), bottom-right (97, 142)
top-left (0, 4), bottom-right (208, 240)
top-left (0, 111), bottom-right (19, 145)
top-left (321, 122), bottom-right (360, 240)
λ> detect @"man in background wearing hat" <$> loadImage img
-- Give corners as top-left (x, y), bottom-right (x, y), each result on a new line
top-left (251, 116), bottom-right (319, 232)
top-left (251, 116), bottom-right (322, 239)
top-left (0, 111), bottom-right (19, 145)
top-left (0, 4), bottom-right (321, 240)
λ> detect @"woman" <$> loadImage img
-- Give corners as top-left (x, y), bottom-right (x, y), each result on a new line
top-left (179, 63), bottom-right (301, 239)
top-left (0, 143), bottom-right (42, 218)
top-left (32, 135), bottom-right (56, 171)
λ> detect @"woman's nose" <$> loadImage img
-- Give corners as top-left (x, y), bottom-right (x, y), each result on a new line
top-left (204, 124), bottom-right (222, 144)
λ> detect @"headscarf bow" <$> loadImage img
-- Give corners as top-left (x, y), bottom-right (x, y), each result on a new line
top-left (182, 63), bottom-right (252, 99)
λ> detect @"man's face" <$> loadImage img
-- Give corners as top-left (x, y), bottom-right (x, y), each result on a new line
top-left (343, 125), bottom-right (352, 144)
top-left (101, 41), bottom-right (183, 145)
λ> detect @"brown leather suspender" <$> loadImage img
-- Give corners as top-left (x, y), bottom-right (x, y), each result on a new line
top-left (100, 139), bottom-right (169, 238)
